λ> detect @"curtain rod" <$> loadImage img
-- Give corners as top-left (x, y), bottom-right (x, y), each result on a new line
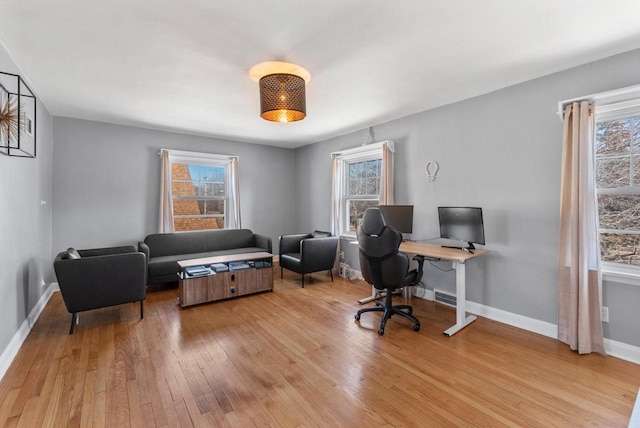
top-left (157, 148), bottom-right (238, 160)
top-left (557, 83), bottom-right (640, 121)
top-left (331, 140), bottom-right (394, 157)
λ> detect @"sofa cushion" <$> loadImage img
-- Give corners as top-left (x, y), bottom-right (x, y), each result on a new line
top-left (144, 231), bottom-right (208, 258)
top-left (144, 229), bottom-right (258, 258)
top-left (203, 229), bottom-right (256, 252)
top-left (312, 230), bottom-right (332, 238)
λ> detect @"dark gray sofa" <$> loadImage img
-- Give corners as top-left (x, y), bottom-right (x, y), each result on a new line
top-left (53, 245), bottom-right (147, 334)
top-left (138, 229), bottom-right (272, 284)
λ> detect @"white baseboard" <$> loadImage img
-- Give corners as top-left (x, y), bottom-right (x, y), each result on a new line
top-left (0, 282), bottom-right (58, 382)
top-left (630, 388), bottom-right (640, 428)
top-left (604, 338), bottom-right (640, 365)
top-left (465, 300), bottom-right (558, 339)
top-left (415, 292), bottom-right (640, 365)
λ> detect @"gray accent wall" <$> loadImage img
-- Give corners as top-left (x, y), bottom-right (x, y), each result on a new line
top-left (0, 43), bottom-right (53, 354)
top-left (295, 48), bottom-right (640, 348)
top-left (52, 117), bottom-right (295, 255)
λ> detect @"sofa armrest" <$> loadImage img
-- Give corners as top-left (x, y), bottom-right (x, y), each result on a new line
top-left (54, 252), bottom-right (147, 314)
top-left (300, 236), bottom-right (339, 272)
top-left (78, 245), bottom-right (138, 257)
top-left (138, 241), bottom-right (150, 261)
top-left (254, 233), bottom-right (273, 253)
top-left (279, 233), bottom-right (312, 255)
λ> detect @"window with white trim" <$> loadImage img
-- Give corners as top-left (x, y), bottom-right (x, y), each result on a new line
top-left (171, 158), bottom-right (228, 231)
top-left (345, 155), bottom-right (382, 233)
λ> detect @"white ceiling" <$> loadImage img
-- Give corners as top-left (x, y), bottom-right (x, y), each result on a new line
top-left (1, 1), bottom-right (640, 149)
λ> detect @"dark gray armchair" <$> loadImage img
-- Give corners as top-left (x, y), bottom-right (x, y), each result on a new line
top-left (53, 245), bottom-right (147, 334)
top-left (279, 231), bottom-right (339, 287)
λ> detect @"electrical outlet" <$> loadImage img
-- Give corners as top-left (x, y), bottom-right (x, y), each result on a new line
top-left (601, 306), bottom-right (609, 323)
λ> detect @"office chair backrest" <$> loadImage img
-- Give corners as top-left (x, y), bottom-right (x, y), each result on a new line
top-left (357, 207), bottom-right (410, 290)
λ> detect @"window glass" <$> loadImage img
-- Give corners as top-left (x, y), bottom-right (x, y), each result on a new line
top-left (345, 158), bottom-right (382, 232)
top-left (595, 115), bottom-right (640, 266)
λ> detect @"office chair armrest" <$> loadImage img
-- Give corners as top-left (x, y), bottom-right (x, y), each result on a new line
top-left (412, 255), bottom-right (426, 285)
top-left (413, 255), bottom-right (425, 270)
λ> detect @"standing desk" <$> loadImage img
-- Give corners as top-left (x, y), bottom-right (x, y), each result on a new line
top-left (399, 241), bottom-right (488, 336)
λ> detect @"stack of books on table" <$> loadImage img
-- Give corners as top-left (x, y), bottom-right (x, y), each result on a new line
top-left (184, 265), bottom-right (211, 278)
top-left (211, 263), bottom-right (229, 273)
top-left (228, 261), bottom-right (250, 271)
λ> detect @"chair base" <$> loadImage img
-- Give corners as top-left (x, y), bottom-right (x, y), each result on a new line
top-left (355, 291), bottom-right (420, 335)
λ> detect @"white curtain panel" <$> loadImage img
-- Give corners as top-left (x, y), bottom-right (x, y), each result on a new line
top-left (330, 154), bottom-right (342, 236)
top-left (557, 101), bottom-right (605, 355)
top-left (380, 141), bottom-right (395, 205)
top-left (229, 157), bottom-right (241, 229)
top-left (158, 149), bottom-right (175, 233)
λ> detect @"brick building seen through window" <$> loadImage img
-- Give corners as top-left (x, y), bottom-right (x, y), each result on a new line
top-left (171, 163), bottom-right (226, 231)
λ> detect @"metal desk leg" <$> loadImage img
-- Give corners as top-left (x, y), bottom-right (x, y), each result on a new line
top-left (443, 260), bottom-right (477, 336)
top-left (358, 285), bottom-right (385, 304)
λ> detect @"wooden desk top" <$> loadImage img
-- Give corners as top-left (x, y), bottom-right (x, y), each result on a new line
top-left (399, 241), bottom-right (488, 263)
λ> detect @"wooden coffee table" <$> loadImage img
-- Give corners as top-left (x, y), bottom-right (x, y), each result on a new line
top-left (177, 251), bottom-right (273, 307)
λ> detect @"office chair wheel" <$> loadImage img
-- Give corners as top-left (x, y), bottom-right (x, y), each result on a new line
top-left (413, 324), bottom-right (420, 332)
top-left (355, 313), bottom-right (361, 321)
top-left (378, 328), bottom-right (385, 335)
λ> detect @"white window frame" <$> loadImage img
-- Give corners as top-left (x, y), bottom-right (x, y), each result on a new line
top-left (342, 152), bottom-right (383, 236)
top-left (560, 84), bottom-right (640, 286)
top-left (332, 143), bottom-right (387, 238)
top-left (169, 151), bottom-right (231, 231)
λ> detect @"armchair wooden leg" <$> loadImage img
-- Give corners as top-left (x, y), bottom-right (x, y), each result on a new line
top-left (140, 301), bottom-right (144, 319)
top-left (329, 269), bottom-right (334, 282)
top-left (281, 267), bottom-right (283, 279)
top-left (69, 313), bottom-right (76, 334)
top-left (301, 274), bottom-right (304, 288)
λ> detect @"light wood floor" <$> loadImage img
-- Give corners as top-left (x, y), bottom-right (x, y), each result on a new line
top-left (1, 270), bottom-right (639, 427)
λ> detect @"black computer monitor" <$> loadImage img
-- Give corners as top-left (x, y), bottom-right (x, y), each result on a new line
top-left (438, 207), bottom-right (485, 250)
top-left (378, 205), bottom-right (413, 234)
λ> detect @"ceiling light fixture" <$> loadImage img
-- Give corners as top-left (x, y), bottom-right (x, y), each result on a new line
top-left (249, 61), bottom-right (311, 123)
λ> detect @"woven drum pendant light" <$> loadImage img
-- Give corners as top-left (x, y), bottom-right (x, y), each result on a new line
top-left (259, 74), bottom-right (306, 122)
top-left (249, 61), bottom-right (311, 123)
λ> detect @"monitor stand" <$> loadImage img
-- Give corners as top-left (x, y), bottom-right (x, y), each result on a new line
top-left (441, 242), bottom-right (475, 253)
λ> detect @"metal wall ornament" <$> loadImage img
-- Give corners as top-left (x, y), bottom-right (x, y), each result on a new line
top-left (0, 71), bottom-right (36, 158)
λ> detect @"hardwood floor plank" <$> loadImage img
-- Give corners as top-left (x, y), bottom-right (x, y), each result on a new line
top-left (1, 272), bottom-right (640, 427)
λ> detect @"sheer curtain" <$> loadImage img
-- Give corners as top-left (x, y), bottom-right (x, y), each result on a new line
top-left (229, 156), bottom-right (241, 229)
top-left (330, 154), bottom-right (342, 236)
top-left (379, 141), bottom-right (395, 205)
top-left (557, 101), bottom-right (605, 355)
top-left (159, 149), bottom-right (175, 233)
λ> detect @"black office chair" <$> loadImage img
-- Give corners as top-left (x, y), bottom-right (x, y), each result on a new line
top-left (355, 207), bottom-right (424, 335)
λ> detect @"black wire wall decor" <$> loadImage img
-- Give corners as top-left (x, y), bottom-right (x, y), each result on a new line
top-left (0, 71), bottom-right (36, 158)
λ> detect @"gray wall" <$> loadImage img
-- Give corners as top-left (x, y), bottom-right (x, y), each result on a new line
top-left (294, 48), bottom-right (640, 348)
top-left (52, 118), bottom-right (295, 255)
top-left (0, 43), bottom-right (53, 353)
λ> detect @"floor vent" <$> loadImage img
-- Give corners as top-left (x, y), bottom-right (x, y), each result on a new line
top-left (434, 290), bottom-right (457, 307)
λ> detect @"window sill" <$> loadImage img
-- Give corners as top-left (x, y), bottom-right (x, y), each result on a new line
top-left (602, 262), bottom-right (640, 287)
